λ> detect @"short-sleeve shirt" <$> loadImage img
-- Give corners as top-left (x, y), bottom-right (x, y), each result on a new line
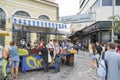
top-left (10, 46), bottom-right (20, 61)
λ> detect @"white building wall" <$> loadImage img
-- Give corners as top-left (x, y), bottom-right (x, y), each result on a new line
top-left (76, 0), bottom-right (120, 31)
top-left (96, 6), bottom-right (120, 21)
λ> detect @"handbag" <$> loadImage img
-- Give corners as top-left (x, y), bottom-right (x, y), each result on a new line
top-left (97, 53), bottom-right (108, 79)
top-left (8, 57), bottom-right (13, 66)
top-left (97, 59), bottom-right (106, 77)
top-left (48, 50), bottom-right (52, 63)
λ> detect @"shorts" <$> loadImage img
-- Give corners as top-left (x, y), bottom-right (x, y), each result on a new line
top-left (90, 54), bottom-right (96, 59)
top-left (11, 61), bottom-right (19, 67)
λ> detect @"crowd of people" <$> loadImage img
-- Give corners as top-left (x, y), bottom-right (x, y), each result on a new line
top-left (0, 39), bottom-right (75, 80)
top-left (1, 38), bottom-right (120, 80)
top-left (89, 41), bottom-right (120, 80)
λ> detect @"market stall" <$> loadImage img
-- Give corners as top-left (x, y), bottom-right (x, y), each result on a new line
top-left (60, 49), bottom-right (77, 66)
top-left (18, 48), bottom-right (55, 72)
top-left (18, 48), bottom-right (77, 72)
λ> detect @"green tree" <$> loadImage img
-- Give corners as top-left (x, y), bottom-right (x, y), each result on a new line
top-left (110, 15), bottom-right (120, 34)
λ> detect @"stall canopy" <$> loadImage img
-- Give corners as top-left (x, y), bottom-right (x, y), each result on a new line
top-left (0, 30), bottom-right (9, 36)
top-left (13, 17), bottom-right (67, 29)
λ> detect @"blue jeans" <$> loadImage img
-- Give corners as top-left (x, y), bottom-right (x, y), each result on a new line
top-left (54, 56), bottom-right (60, 72)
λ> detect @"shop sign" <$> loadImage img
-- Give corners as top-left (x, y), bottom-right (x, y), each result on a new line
top-left (22, 55), bottom-right (54, 72)
top-left (26, 56), bottom-right (43, 69)
top-left (60, 13), bottom-right (93, 24)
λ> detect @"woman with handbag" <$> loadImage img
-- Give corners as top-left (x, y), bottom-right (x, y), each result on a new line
top-left (8, 41), bottom-right (20, 79)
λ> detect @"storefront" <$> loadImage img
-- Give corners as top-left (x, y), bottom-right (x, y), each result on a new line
top-left (0, 0), bottom-right (69, 45)
top-left (70, 21), bottom-right (112, 49)
top-left (12, 16), bottom-right (67, 43)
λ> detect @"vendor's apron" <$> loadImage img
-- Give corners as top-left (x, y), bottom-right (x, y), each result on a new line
top-left (0, 46), bottom-right (2, 66)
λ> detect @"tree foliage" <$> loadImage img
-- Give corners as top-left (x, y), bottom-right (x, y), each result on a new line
top-left (109, 15), bottom-right (120, 34)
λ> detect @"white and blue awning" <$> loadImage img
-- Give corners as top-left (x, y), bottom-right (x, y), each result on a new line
top-left (13, 17), bottom-right (67, 29)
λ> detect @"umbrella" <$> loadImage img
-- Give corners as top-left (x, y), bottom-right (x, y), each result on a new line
top-left (0, 30), bottom-right (9, 36)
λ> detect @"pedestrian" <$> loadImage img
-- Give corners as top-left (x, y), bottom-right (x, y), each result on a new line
top-left (104, 42), bottom-right (120, 80)
top-left (46, 40), bottom-right (54, 58)
top-left (96, 42), bottom-right (102, 67)
top-left (0, 45), bottom-right (8, 80)
top-left (89, 44), bottom-right (97, 68)
top-left (8, 41), bottom-right (20, 79)
top-left (53, 39), bottom-right (60, 73)
top-left (40, 42), bottom-right (49, 73)
top-left (96, 42), bottom-right (103, 56)
top-left (116, 41), bottom-right (120, 54)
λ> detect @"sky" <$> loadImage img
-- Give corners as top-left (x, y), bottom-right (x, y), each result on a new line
top-left (56, 0), bottom-right (79, 17)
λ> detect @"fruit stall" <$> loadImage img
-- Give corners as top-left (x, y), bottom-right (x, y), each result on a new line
top-left (18, 48), bottom-right (77, 72)
top-left (18, 48), bottom-right (55, 72)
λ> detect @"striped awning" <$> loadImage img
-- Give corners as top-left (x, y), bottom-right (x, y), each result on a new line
top-left (13, 17), bottom-right (67, 29)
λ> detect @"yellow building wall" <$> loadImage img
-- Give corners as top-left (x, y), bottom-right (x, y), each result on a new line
top-left (5, 19), bottom-right (12, 45)
top-left (1, 0), bottom-right (57, 21)
top-left (0, 0), bottom-right (58, 45)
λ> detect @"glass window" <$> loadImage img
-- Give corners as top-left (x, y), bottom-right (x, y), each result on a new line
top-left (37, 33), bottom-right (41, 43)
top-left (116, 0), bottom-right (120, 5)
top-left (91, 0), bottom-right (100, 12)
top-left (0, 8), bottom-right (6, 30)
top-left (13, 11), bottom-right (31, 43)
top-left (102, 31), bottom-right (111, 43)
top-left (102, 0), bottom-right (112, 6)
top-left (39, 15), bottom-right (50, 20)
top-left (14, 11), bottom-right (30, 17)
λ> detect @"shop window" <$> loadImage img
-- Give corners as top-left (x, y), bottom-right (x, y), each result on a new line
top-left (0, 8), bottom-right (6, 30)
top-left (13, 11), bottom-right (31, 43)
top-left (0, 8), bottom-right (6, 46)
top-left (102, 31), bottom-right (111, 43)
top-left (38, 15), bottom-right (50, 20)
top-left (116, 0), bottom-right (120, 6)
top-left (37, 33), bottom-right (41, 43)
top-left (102, 0), bottom-right (112, 6)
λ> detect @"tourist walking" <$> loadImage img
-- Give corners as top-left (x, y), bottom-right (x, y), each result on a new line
top-left (53, 39), bottom-right (60, 73)
top-left (104, 42), bottom-right (120, 80)
top-left (8, 41), bottom-right (20, 79)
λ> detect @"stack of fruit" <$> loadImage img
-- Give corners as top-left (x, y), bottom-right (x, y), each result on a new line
top-left (18, 48), bottom-right (29, 56)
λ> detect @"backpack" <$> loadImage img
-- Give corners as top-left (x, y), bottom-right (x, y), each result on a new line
top-left (97, 53), bottom-right (108, 80)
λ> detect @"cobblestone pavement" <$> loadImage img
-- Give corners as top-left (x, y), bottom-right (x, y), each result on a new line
top-left (4, 51), bottom-right (102, 80)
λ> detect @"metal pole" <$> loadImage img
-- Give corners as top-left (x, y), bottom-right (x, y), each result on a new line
top-left (56, 6), bottom-right (59, 41)
top-left (111, 0), bottom-right (115, 42)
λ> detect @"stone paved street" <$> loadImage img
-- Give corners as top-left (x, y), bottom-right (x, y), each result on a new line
top-left (1, 51), bottom-right (102, 80)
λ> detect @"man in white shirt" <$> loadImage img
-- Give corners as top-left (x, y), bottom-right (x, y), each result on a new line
top-left (46, 40), bottom-right (54, 58)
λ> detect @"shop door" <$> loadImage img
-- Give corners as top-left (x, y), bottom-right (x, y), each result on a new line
top-left (91, 33), bottom-right (98, 43)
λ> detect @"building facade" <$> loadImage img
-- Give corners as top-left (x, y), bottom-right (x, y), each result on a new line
top-left (0, 0), bottom-right (67, 46)
top-left (70, 0), bottom-right (120, 48)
